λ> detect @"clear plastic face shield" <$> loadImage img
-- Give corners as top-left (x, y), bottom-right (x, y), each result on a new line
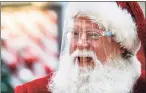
top-left (60, 15), bottom-right (124, 69)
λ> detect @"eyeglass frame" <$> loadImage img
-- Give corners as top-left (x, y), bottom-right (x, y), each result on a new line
top-left (66, 29), bottom-right (113, 44)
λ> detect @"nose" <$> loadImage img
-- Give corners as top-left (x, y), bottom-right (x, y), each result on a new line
top-left (77, 33), bottom-right (90, 50)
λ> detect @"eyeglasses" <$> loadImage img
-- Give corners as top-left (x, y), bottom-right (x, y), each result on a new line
top-left (66, 30), bottom-right (113, 44)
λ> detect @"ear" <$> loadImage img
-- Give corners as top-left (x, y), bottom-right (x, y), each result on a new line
top-left (120, 39), bottom-right (141, 59)
top-left (131, 39), bottom-right (141, 55)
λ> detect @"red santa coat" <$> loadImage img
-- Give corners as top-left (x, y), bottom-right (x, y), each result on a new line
top-left (14, 74), bottom-right (52, 93)
top-left (14, 72), bottom-right (146, 93)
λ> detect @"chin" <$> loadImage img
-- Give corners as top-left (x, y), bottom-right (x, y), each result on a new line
top-left (48, 50), bottom-right (141, 93)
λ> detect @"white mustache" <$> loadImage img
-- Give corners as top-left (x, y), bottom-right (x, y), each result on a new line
top-left (71, 49), bottom-right (102, 66)
top-left (71, 49), bottom-right (96, 57)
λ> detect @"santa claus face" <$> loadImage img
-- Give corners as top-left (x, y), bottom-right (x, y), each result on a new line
top-left (68, 16), bottom-right (121, 68)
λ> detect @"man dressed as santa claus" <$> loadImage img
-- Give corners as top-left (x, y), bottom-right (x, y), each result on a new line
top-left (15, 2), bottom-right (146, 93)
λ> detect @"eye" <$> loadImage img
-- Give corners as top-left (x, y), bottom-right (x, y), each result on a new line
top-left (72, 31), bottom-right (79, 38)
top-left (88, 32), bottom-right (99, 39)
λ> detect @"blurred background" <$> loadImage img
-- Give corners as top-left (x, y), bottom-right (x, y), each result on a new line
top-left (1, 2), bottom-right (145, 93)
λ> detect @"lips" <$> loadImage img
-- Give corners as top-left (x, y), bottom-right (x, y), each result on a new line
top-left (75, 57), bottom-right (94, 68)
top-left (78, 57), bottom-right (92, 62)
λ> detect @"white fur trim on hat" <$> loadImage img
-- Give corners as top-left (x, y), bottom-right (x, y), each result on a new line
top-left (64, 2), bottom-right (141, 55)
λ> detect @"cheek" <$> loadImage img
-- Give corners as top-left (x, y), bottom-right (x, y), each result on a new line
top-left (69, 43), bottom-right (77, 54)
top-left (92, 43), bottom-right (101, 54)
top-left (94, 39), bottom-right (121, 62)
top-left (92, 39), bottom-right (116, 62)
top-left (92, 42), bottom-right (107, 61)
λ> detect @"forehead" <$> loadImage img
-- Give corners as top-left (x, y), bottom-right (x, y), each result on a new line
top-left (73, 16), bottom-right (103, 30)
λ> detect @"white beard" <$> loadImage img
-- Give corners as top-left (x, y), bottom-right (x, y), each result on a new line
top-left (48, 50), bottom-right (141, 93)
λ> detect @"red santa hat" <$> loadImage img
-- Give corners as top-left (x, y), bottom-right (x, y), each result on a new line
top-left (117, 1), bottom-right (145, 52)
top-left (117, 1), bottom-right (145, 81)
top-left (64, 2), bottom-right (145, 56)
